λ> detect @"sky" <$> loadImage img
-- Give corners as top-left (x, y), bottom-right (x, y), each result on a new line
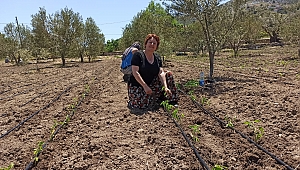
top-left (0, 0), bottom-right (162, 41)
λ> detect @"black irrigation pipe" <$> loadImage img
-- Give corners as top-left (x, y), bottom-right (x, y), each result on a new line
top-left (166, 111), bottom-right (210, 170)
top-left (25, 82), bottom-right (90, 170)
top-left (0, 86), bottom-right (73, 139)
top-left (179, 89), bottom-right (295, 170)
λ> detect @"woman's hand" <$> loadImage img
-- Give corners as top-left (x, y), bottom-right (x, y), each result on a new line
top-left (143, 85), bottom-right (153, 94)
top-left (164, 87), bottom-right (172, 97)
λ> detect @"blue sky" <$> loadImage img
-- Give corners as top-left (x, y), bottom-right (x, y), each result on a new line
top-left (0, 0), bottom-right (162, 41)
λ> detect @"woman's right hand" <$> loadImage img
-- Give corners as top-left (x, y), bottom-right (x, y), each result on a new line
top-left (143, 85), bottom-right (153, 94)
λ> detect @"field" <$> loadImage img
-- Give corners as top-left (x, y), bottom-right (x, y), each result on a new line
top-left (0, 44), bottom-right (299, 170)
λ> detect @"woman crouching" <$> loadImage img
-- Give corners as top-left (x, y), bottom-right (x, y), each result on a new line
top-left (127, 33), bottom-right (179, 112)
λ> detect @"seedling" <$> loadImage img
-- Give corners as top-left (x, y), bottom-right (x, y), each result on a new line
top-left (213, 164), bottom-right (228, 170)
top-left (50, 120), bottom-right (59, 141)
top-left (184, 79), bottom-right (199, 89)
top-left (85, 84), bottom-right (90, 93)
top-left (188, 90), bottom-right (196, 101)
top-left (63, 115), bottom-right (71, 125)
top-left (278, 72), bottom-right (284, 77)
top-left (189, 124), bottom-right (201, 142)
top-left (200, 96), bottom-right (210, 105)
top-left (160, 100), bottom-right (183, 121)
top-left (244, 119), bottom-right (264, 142)
top-left (33, 141), bottom-right (44, 164)
top-left (0, 163), bottom-right (14, 170)
top-left (224, 115), bottom-right (235, 128)
top-left (175, 83), bottom-right (181, 90)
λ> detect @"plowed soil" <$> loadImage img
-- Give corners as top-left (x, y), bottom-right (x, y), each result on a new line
top-left (0, 45), bottom-right (299, 170)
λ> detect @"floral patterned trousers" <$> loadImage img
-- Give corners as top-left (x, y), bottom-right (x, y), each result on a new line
top-left (128, 71), bottom-right (179, 109)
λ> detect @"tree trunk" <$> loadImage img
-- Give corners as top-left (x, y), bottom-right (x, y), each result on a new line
top-left (61, 55), bottom-right (66, 67)
top-left (270, 31), bottom-right (279, 43)
top-left (35, 53), bottom-right (40, 71)
top-left (80, 53), bottom-right (84, 62)
top-left (209, 51), bottom-right (214, 80)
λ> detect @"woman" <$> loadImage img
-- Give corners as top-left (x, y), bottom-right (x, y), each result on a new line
top-left (128, 34), bottom-right (179, 111)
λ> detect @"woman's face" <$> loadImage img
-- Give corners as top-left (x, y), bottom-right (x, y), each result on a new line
top-left (145, 37), bottom-right (158, 51)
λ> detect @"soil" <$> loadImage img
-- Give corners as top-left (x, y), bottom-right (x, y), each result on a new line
top-left (0, 45), bottom-right (299, 170)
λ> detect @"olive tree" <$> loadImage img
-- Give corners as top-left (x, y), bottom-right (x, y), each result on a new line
top-left (164, 0), bottom-right (246, 80)
top-left (84, 17), bottom-right (105, 62)
top-left (49, 7), bottom-right (83, 66)
top-left (31, 7), bottom-right (52, 61)
top-left (120, 1), bottom-right (177, 57)
top-left (282, 3), bottom-right (300, 57)
top-left (3, 23), bottom-right (31, 64)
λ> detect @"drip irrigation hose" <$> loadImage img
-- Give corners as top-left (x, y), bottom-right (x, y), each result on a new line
top-left (0, 86), bottom-right (72, 139)
top-left (179, 89), bottom-right (295, 170)
top-left (24, 84), bottom-right (88, 170)
top-left (168, 113), bottom-right (210, 170)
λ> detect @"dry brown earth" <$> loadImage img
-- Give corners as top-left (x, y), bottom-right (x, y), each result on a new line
top-left (0, 45), bottom-right (299, 170)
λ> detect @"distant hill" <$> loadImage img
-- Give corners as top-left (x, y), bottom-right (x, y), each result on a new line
top-left (245, 0), bottom-right (299, 14)
top-left (250, 0), bottom-right (298, 4)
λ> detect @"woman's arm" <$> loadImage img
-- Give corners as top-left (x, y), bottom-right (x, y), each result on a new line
top-left (159, 67), bottom-right (172, 96)
top-left (132, 65), bottom-right (152, 94)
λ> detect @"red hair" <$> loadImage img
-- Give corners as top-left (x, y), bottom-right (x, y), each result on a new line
top-left (144, 34), bottom-right (160, 50)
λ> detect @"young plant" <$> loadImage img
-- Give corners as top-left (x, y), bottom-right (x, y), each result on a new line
top-left (63, 115), bottom-right (71, 125)
top-left (188, 90), bottom-right (196, 101)
top-left (0, 163), bottom-right (14, 170)
top-left (213, 164), bottom-right (228, 170)
top-left (189, 124), bottom-right (201, 142)
top-left (244, 119), bottom-right (264, 142)
top-left (160, 100), bottom-right (183, 121)
top-left (184, 79), bottom-right (199, 89)
top-left (85, 84), bottom-right (90, 93)
top-left (50, 120), bottom-right (59, 141)
top-left (33, 141), bottom-right (44, 164)
top-left (200, 96), bottom-right (210, 105)
top-left (224, 115), bottom-right (235, 128)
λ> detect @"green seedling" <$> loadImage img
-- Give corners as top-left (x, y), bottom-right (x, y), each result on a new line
top-left (184, 79), bottom-right (199, 89)
top-left (0, 163), bottom-right (14, 170)
top-left (160, 100), bottom-right (183, 121)
top-left (200, 96), bottom-right (210, 105)
top-left (85, 84), bottom-right (90, 93)
top-left (33, 141), bottom-right (44, 163)
top-left (263, 68), bottom-right (269, 72)
top-left (244, 119), bottom-right (264, 142)
top-left (50, 120), bottom-right (59, 140)
top-left (188, 90), bottom-right (196, 101)
top-left (64, 115), bottom-right (71, 125)
top-left (175, 83), bottom-right (181, 90)
top-left (276, 60), bottom-right (287, 67)
top-left (213, 164), bottom-right (228, 170)
top-left (278, 72), bottom-right (284, 77)
top-left (224, 115), bottom-right (235, 128)
top-left (73, 97), bottom-right (78, 104)
top-left (189, 124), bottom-right (201, 142)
